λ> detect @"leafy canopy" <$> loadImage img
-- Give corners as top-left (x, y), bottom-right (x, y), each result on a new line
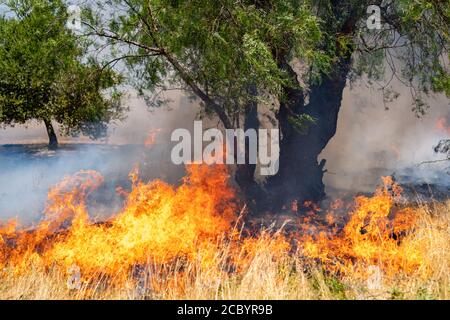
top-left (85, 0), bottom-right (448, 125)
top-left (0, 0), bottom-right (124, 139)
top-left (85, 0), bottom-right (329, 127)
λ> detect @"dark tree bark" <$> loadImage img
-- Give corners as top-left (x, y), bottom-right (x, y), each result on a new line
top-left (266, 57), bottom-right (352, 210)
top-left (262, 1), bottom-right (365, 212)
top-left (235, 102), bottom-right (258, 191)
top-left (234, 86), bottom-right (266, 213)
top-left (44, 118), bottom-right (58, 149)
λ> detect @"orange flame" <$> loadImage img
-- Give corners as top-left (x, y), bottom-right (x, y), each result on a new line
top-left (0, 165), bottom-right (237, 279)
top-left (436, 117), bottom-right (450, 135)
top-left (298, 176), bottom-right (420, 278)
top-left (0, 166), bottom-right (430, 287)
top-left (144, 129), bottom-right (162, 148)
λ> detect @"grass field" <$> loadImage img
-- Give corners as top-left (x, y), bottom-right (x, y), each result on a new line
top-left (0, 202), bottom-right (448, 300)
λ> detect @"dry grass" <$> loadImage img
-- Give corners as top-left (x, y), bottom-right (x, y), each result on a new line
top-left (0, 200), bottom-right (449, 300)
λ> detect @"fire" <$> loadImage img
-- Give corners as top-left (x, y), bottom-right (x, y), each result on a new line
top-left (144, 129), bottom-right (162, 148)
top-left (436, 117), bottom-right (450, 135)
top-left (0, 165), bottom-right (435, 291)
top-left (298, 176), bottom-right (420, 278)
top-left (0, 164), bottom-right (237, 280)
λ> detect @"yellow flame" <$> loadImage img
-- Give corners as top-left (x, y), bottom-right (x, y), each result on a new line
top-left (0, 166), bottom-right (434, 286)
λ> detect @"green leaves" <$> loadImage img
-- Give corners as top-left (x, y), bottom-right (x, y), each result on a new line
top-left (353, 0), bottom-right (449, 112)
top-left (242, 33), bottom-right (285, 94)
top-left (0, 0), bottom-right (123, 140)
top-left (5, 0), bottom-right (444, 139)
top-left (88, 0), bottom-right (329, 125)
top-left (288, 114), bottom-right (317, 135)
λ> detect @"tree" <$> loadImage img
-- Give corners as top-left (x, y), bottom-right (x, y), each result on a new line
top-left (85, 0), bottom-right (449, 211)
top-left (267, 0), bottom-right (449, 210)
top-left (84, 0), bottom-right (327, 207)
top-left (0, 0), bottom-right (123, 149)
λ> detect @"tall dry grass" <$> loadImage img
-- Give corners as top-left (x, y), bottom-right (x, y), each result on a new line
top-left (0, 200), bottom-right (449, 300)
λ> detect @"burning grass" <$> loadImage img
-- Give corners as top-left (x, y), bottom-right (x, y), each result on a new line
top-left (0, 165), bottom-right (449, 300)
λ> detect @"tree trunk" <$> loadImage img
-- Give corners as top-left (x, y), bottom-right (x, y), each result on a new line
top-left (266, 56), bottom-right (352, 211)
top-left (44, 118), bottom-right (58, 149)
top-left (234, 90), bottom-right (266, 213)
top-left (262, 0), bottom-right (363, 212)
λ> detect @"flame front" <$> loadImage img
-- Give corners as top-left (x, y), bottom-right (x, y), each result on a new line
top-left (0, 165), bottom-right (447, 296)
top-left (1, 165), bottom-right (236, 279)
top-left (298, 177), bottom-right (421, 278)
